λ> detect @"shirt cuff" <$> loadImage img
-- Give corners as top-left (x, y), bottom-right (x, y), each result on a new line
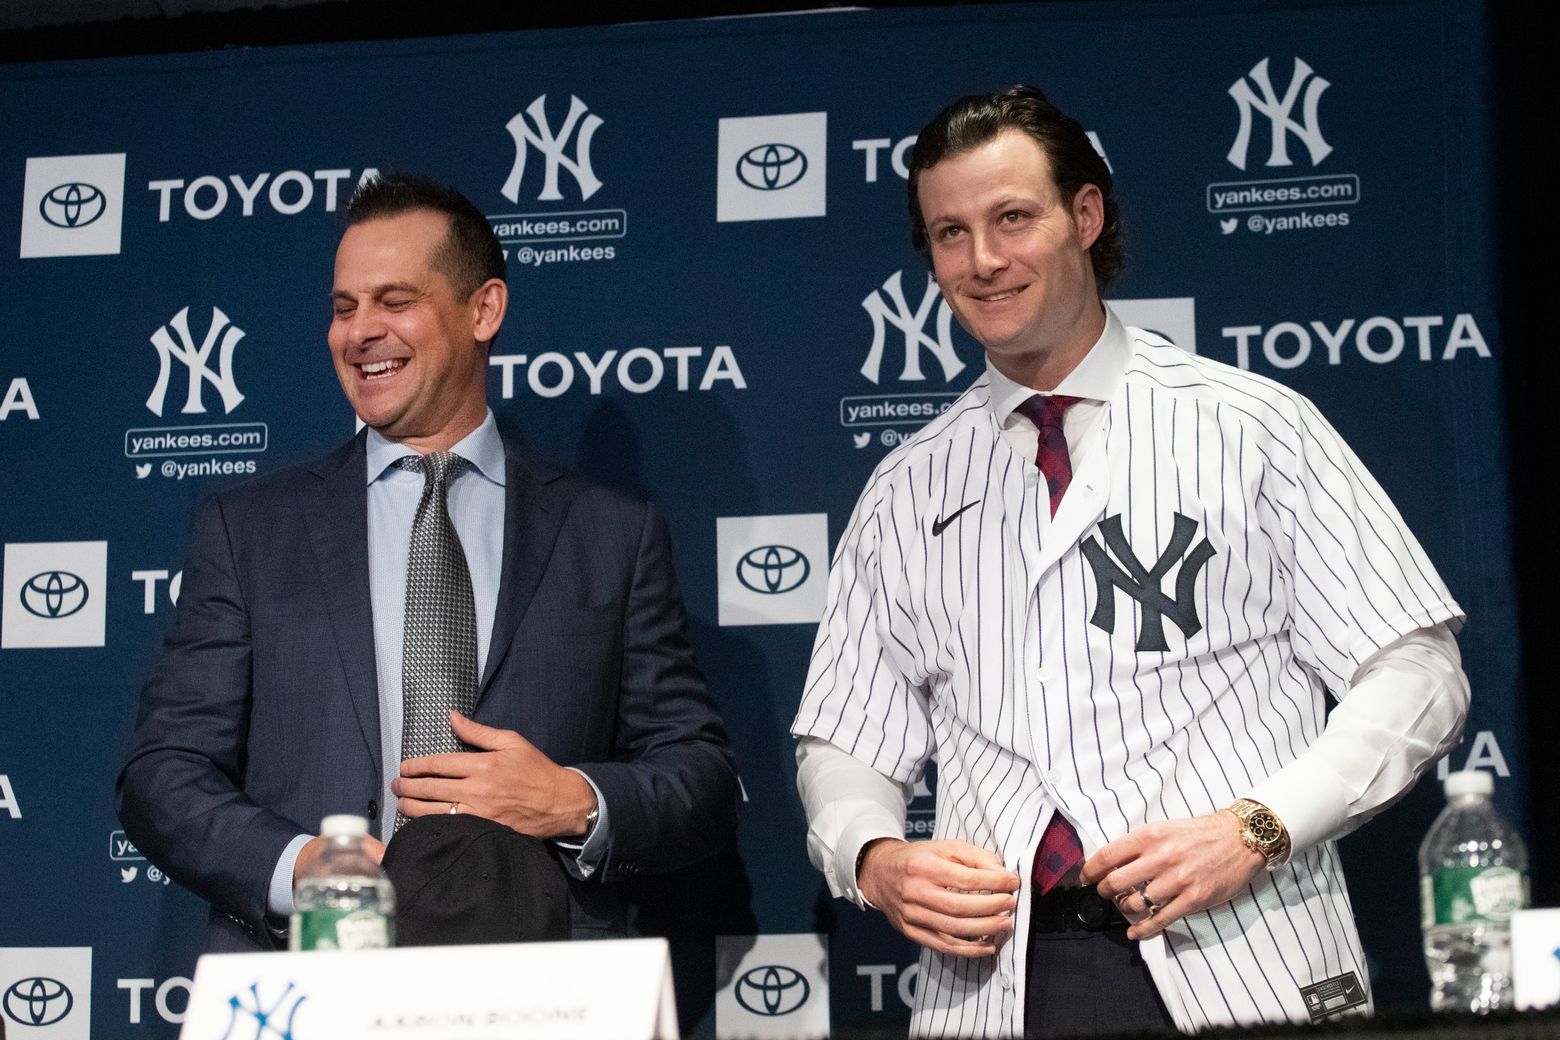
top-left (267, 833), bottom-right (314, 917)
top-left (1244, 624), bottom-right (1468, 855)
top-left (553, 767), bottom-right (608, 881)
top-left (834, 812), bottom-right (905, 909)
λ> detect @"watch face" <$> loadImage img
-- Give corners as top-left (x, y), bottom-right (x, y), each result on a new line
top-left (1246, 810), bottom-right (1282, 846)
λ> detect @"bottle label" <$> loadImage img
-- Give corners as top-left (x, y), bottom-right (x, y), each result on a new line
top-left (1421, 866), bottom-right (1528, 927)
top-left (293, 908), bottom-right (392, 951)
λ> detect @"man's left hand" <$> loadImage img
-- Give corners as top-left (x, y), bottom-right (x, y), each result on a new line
top-left (392, 711), bottom-right (596, 839)
top-left (1079, 811), bottom-right (1266, 940)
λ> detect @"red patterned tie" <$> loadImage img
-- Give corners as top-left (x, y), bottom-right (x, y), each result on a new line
top-left (1014, 393), bottom-right (1085, 892)
top-left (1014, 394), bottom-right (1083, 519)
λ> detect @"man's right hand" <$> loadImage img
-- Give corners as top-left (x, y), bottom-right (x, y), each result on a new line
top-left (292, 832), bottom-right (386, 887)
top-left (857, 837), bottom-right (1020, 957)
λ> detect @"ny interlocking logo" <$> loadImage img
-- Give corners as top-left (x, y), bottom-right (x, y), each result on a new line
top-left (860, 271), bottom-right (962, 385)
top-left (220, 982), bottom-right (305, 1040)
top-left (502, 94), bottom-right (604, 203)
top-left (146, 306), bottom-right (246, 417)
top-left (1227, 57), bottom-right (1333, 171)
top-left (1082, 513), bottom-right (1216, 652)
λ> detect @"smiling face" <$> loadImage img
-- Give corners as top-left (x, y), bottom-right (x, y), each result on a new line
top-left (917, 130), bottom-right (1106, 389)
top-left (328, 208), bottom-right (505, 452)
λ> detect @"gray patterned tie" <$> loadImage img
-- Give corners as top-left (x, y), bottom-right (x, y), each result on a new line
top-left (395, 451), bottom-right (477, 830)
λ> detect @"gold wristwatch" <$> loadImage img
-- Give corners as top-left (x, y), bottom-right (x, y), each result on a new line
top-left (1226, 798), bottom-right (1291, 869)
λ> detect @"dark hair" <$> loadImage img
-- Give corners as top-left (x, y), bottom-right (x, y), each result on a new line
top-left (345, 173), bottom-right (506, 297)
top-left (907, 86), bottom-right (1123, 285)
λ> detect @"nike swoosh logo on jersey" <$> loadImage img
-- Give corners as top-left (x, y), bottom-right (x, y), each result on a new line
top-left (932, 500), bottom-right (981, 536)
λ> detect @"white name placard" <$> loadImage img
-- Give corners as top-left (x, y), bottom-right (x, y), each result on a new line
top-left (178, 938), bottom-right (677, 1040)
top-left (1513, 908), bottom-right (1560, 1011)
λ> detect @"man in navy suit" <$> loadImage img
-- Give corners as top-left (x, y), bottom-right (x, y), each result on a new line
top-left (118, 174), bottom-right (740, 951)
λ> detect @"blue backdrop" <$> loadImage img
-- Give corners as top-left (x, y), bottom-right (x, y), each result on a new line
top-left (0, 1), bottom-right (1517, 1036)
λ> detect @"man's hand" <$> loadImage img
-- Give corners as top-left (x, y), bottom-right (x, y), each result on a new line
top-left (1079, 811), bottom-right (1265, 940)
top-left (392, 712), bottom-right (597, 839)
top-left (293, 831), bottom-right (386, 885)
top-left (857, 838), bottom-right (1020, 958)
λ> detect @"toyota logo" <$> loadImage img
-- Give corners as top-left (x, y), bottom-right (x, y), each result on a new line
top-left (736, 143), bottom-right (808, 191)
top-left (734, 964), bottom-right (809, 1016)
top-left (20, 570), bottom-right (90, 619)
top-left (3, 976), bottom-right (74, 1027)
top-left (736, 545), bottom-right (810, 594)
top-left (39, 182), bottom-right (107, 229)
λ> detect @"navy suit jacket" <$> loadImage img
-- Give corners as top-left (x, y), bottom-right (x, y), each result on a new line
top-left (118, 431), bottom-right (740, 951)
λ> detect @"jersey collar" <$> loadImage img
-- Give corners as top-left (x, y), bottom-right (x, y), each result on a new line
top-left (985, 305), bottom-right (1131, 428)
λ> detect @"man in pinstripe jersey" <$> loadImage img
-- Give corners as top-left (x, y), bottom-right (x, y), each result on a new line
top-left (792, 87), bottom-right (1468, 1037)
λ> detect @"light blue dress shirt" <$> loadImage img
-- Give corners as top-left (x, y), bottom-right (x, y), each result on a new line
top-left (267, 411), bottom-right (607, 916)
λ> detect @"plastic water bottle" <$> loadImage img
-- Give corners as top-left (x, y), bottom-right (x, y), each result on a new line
top-left (290, 814), bottom-right (395, 951)
top-left (1418, 770), bottom-right (1529, 1012)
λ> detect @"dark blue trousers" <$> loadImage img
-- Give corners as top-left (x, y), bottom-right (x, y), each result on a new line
top-left (1025, 926), bottom-right (1175, 1037)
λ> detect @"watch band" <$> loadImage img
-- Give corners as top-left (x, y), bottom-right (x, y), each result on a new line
top-left (854, 840), bottom-right (875, 885)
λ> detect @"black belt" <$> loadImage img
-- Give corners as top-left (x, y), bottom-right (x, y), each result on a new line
top-left (1029, 885), bottom-right (1128, 934)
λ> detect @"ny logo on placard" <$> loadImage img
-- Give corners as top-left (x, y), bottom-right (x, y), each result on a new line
top-left (220, 981), bottom-right (305, 1040)
top-left (146, 306), bottom-right (246, 417)
top-left (1227, 57), bottom-right (1333, 171)
top-left (1083, 513), bottom-right (1215, 652)
top-left (502, 94), bottom-right (604, 203)
top-left (860, 271), bottom-right (963, 385)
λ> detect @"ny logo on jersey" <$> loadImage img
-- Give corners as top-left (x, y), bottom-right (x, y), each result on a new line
top-left (1082, 512), bottom-right (1215, 652)
top-left (502, 94), bottom-right (604, 203)
top-left (860, 270), bottom-right (963, 384)
top-left (1226, 57), bottom-right (1332, 171)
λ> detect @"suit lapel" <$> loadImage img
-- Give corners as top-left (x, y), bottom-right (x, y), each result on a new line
top-left (478, 441), bottom-right (567, 699)
top-left (303, 433), bottom-right (382, 779)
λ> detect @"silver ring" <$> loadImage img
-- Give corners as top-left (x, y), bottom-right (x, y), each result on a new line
top-left (1138, 882), bottom-right (1159, 913)
top-left (448, 801), bottom-right (460, 815)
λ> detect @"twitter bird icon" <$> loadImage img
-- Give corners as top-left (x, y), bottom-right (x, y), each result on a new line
top-left (1220, 218), bottom-right (1239, 235)
top-left (853, 432), bottom-right (871, 449)
top-left (135, 463), bottom-right (152, 479)
top-left (120, 867), bottom-right (138, 883)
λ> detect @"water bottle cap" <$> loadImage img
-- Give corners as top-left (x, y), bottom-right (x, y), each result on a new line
top-left (320, 814), bottom-right (370, 838)
top-left (1443, 770), bottom-right (1493, 799)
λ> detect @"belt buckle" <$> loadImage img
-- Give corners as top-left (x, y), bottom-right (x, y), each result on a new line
top-left (1067, 889), bottom-right (1110, 931)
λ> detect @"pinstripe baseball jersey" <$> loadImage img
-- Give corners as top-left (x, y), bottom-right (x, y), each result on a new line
top-left (793, 310), bottom-right (1465, 1036)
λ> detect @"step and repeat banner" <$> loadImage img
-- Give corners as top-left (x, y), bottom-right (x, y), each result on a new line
top-left (0, 1), bottom-right (1514, 1036)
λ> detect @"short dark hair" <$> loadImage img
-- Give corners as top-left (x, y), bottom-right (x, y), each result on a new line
top-left (345, 173), bottom-right (507, 297)
top-left (907, 86), bottom-right (1124, 285)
